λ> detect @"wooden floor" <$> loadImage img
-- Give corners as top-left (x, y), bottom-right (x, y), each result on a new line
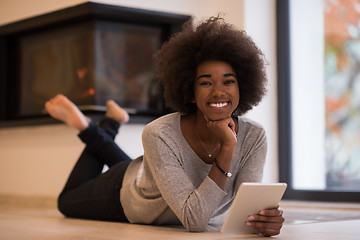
top-left (1, 198), bottom-right (360, 240)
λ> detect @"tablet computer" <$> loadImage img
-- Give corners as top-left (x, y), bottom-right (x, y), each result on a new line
top-left (221, 182), bottom-right (287, 234)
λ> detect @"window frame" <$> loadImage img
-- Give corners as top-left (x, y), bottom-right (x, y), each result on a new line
top-left (277, 0), bottom-right (360, 202)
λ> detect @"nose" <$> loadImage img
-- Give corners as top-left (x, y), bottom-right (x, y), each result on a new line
top-left (211, 83), bottom-right (225, 97)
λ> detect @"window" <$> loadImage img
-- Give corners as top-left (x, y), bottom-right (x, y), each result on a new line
top-left (277, 0), bottom-right (360, 201)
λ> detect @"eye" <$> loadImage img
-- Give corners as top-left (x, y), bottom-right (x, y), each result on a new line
top-left (199, 81), bottom-right (212, 86)
top-left (224, 79), bottom-right (237, 85)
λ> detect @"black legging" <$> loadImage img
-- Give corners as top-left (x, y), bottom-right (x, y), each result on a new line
top-left (58, 117), bottom-right (132, 222)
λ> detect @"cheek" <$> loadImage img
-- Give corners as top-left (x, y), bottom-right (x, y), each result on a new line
top-left (194, 88), bottom-right (207, 102)
top-left (232, 88), bottom-right (240, 101)
top-left (232, 91), bottom-right (240, 108)
top-left (194, 95), bottom-right (206, 107)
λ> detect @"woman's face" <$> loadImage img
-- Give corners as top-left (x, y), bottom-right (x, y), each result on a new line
top-left (194, 60), bottom-right (240, 121)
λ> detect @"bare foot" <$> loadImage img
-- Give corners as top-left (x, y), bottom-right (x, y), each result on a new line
top-left (105, 100), bottom-right (129, 124)
top-left (45, 94), bottom-right (89, 131)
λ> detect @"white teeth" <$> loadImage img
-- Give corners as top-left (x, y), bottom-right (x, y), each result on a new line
top-left (210, 102), bottom-right (228, 108)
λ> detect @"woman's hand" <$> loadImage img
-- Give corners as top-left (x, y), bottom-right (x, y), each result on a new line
top-left (204, 115), bottom-right (237, 147)
top-left (245, 207), bottom-right (285, 237)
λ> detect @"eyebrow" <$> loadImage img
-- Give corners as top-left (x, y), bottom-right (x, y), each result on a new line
top-left (197, 73), bottom-right (236, 80)
top-left (224, 73), bottom-right (236, 78)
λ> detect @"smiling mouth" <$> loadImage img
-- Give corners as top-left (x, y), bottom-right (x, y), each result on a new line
top-left (208, 101), bottom-right (230, 108)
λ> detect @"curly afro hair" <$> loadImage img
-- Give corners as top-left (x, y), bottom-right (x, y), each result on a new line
top-left (155, 16), bottom-right (268, 116)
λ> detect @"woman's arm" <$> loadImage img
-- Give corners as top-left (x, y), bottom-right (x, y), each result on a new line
top-left (205, 116), bottom-right (237, 190)
top-left (142, 123), bottom-right (227, 232)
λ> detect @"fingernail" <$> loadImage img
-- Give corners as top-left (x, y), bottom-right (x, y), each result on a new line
top-left (248, 216), bottom-right (255, 220)
top-left (246, 222), bottom-right (252, 226)
top-left (259, 211), bottom-right (265, 215)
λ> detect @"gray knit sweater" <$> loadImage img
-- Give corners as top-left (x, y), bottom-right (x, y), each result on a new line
top-left (120, 112), bottom-right (266, 232)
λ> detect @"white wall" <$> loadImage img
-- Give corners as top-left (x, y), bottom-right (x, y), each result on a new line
top-left (0, 0), bottom-right (88, 26)
top-left (243, 0), bottom-right (278, 183)
top-left (0, 0), bottom-right (277, 198)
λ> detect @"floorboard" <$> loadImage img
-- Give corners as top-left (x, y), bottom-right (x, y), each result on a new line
top-left (1, 199), bottom-right (359, 240)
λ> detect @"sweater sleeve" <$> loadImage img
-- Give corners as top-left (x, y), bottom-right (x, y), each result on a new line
top-left (236, 122), bottom-right (267, 183)
top-left (141, 123), bottom-right (227, 232)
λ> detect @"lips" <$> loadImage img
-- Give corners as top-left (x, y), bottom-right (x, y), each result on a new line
top-left (208, 101), bottom-right (230, 108)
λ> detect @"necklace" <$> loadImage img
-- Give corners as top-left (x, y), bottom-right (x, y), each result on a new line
top-left (193, 118), bottom-right (220, 158)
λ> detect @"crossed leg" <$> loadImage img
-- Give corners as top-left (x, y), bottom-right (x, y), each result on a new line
top-left (45, 94), bottom-right (132, 222)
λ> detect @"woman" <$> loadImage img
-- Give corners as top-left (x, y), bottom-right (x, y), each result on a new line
top-left (46, 17), bottom-right (284, 236)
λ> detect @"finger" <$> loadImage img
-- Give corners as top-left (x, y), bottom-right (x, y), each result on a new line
top-left (259, 228), bottom-right (281, 237)
top-left (246, 221), bottom-right (282, 229)
top-left (248, 215), bottom-right (285, 224)
top-left (227, 119), bottom-right (237, 138)
top-left (245, 221), bottom-right (282, 236)
top-left (203, 114), bottom-right (210, 123)
top-left (227, 118), bottom-right (235, 130)
top-left (230, 128), bottom-right (237, 140)
top-left (220, 117), bottom-right (236, 141)
top-left (259, 208), bottom-right (284, 217)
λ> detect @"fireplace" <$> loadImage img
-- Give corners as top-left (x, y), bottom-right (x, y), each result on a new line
top-left (0, 2), bottom-right (190, 124)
